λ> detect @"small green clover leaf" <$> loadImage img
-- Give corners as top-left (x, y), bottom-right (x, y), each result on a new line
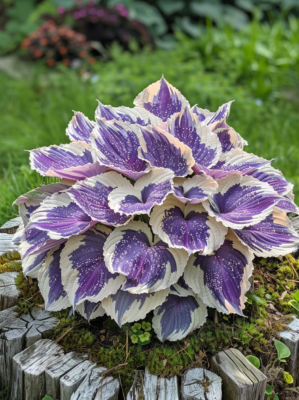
top-left (289, 299), bottom-right (299, 312)
top-left (131, 323), bottom-right (141, 333)
top-left (265, 385), bottom-right (273, 400)
top-left (273, 395), bottom-right (279, 400)
top-left (293, 290), bottom-right (299, 302)
top-left (283, 371), bottom-right (294, 384)
top-left (139, 332), bottom-right (150, 342)
top-left (246, 355), bottom-right (260, 369)
top-left (274, 339), bottom-right (291, 361)
top-left (142, 321), bottom-right (151, 332)
top-left (42, 397), bottom-right (53, 400)
top-left (130, 334), bottom-right (139, 344)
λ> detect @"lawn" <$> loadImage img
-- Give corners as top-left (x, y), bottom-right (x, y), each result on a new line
top-left (1, 21), bottom-right (299, 225)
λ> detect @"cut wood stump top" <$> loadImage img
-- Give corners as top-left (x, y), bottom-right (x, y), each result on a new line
top-left (0, 217), bottom-right (22, 234)
top-left (181, 368), bottom-right (222, 400)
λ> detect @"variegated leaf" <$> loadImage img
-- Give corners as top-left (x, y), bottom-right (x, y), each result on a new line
top-left (150, 195), bottom-right (227, 254)
top-left (22, 251), bottom-right (47, 278)
top-left (76, 300), bottom-right (105, 321)
top-left (104, 221), bottom-right (188, 293)
top-left (60, 225), bottom-right (125, 306)
top-left (67, 172), bottom-right (132, 226)
top-left (134, 76), bottom-right (190, 121)
top-left (66, 111), bottom-right (95, 144)
top-left (233, 208), bottom-right (299, 257)
top-left (108, 168), bottom-right (174, 216)
top-left (137, 125), bottom-right (195, 177)
top-left (101, 289), bottom-right (169, 326)
top-left (173, 175), bottom-right (218, 204)
top-left (203, 175), bottom-right (279, 229)
top-left (152, 294), bottom-right (207, 342)
top-left (185, 231), bottom-right (253, 315)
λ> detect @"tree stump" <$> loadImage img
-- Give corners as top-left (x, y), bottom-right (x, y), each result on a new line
top-left (0, 233), bottom-right (18, 256)
top-left (11, 339), bottom-right (64, 400)
top-left (181, 368), bottom-right (222, 400)
top-left (211, 348), bottom-right (267, 400)
top-left (71, 367), bottom-right (120, 400)
top-left (128, 368), bottom-right (180, 400)
top-left (280, 317), bottom-right (299, 386)
top-left (45, 352), bottom-right (88, 400)
top-left (60, 359), bottom-right (96, 400)
top-left (0, 306), bottom-right (58, 384)
top-left (0, 272), bottom-right (20, 311)
top-left (0, 217), bottom-right (22, 234)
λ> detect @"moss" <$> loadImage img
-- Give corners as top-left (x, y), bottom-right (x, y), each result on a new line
top-left (14, 271), bottom-right (44, 313)
top-left (0, 251), bottom-right (22, 273)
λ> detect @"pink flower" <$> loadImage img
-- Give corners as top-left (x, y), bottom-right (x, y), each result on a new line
top-left (57, 6), bottom-right (65, 14)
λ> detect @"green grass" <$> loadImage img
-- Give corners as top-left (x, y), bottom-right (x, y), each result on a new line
top-left (0, 19), bottom-right (299, 225)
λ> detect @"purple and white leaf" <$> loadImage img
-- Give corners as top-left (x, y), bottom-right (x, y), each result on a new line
top-left (76, 301), bottom-right (105, 321)
top-left (246, 166), bottom-right (293, 196)
top-left (67, 172), bottom-right (132, 226)
top-left (167, 108), bottom-right (221, 168)
top-left (185, 231), bottom-right (253, 315)
top-left (134, 76), bottom-right (190, 121)
top-left (104, 221), bottom-right (188, 293)
top-left (169, 276), bottom-right (194, 297)
top-left (152, 294), bottom-right (207, 342)
top-left (28, 192), bottom-right (95, 240)
top-left (30, 142), bottom-right (106, 181)
top-left (66, 111), bottom-right (95, 144)
top-left (22, 251), bottom-right (48, 278)
top-left (38, 245), bottom-right (71, 312)
top-left (203, 175), bottom-right (279, 229)
top-left (60, 225), bottom-right (125, 306)
top-left (233, 208), bottom-right (299, 257)
top-left (173, 175), bottom-right (218, 204)
top-left (90, 119), bottom-right (150, 180)
top-left (137, 125), bottom-right (195, 177)
top-left (95, 101), bottom-right (163, 126)
top-left (108, 168), bottom-right (174, 216)
top-left (276, 196), bottom-right (299, 214)
top-left (150, 195), bottom-right (227, 254)
top-left (101, 288), bottom-right (169, 326)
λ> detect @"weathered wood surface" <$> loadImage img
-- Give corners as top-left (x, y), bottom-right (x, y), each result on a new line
top-left (11, 339), bottom-right (64, 400)
top-left (211, 348), bottom-right (267, 400)
top-left (280, 317), bottom-right (299, 386)
top-left (126, 371), bottom-right (144, 400)
top-left (0, 271), bottom-right (20, 311)
top-left (0, 233), bottom-right (19, 256)
top-left (0, 306), bottom-right (58, 384)
top-left (0, 217), bottom-right (22, 234)
top-left (45, 352), bottom-right (88, 400)
top-left (127, 368), bottom-right (179, 400)
top-left (60, 359), bottom-right (96, 400)
top-left (181, 368), bottom-right (222, 400)
top-left (71, 367), bottom-right (120, 400)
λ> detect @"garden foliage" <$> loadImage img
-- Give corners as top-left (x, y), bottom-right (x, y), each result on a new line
top-left (13, 77), bottom-right (299, 341)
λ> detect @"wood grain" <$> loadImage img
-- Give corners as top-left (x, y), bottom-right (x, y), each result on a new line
top-left (181, 368), bottom-right (222, 400)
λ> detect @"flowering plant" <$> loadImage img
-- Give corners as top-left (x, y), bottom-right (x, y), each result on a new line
top-left (14, 77), bottom-right (299, 342)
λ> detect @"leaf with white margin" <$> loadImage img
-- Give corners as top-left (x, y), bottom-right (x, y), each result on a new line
top-left (202, 175), bottom-right (279, 229)
top-left (194, 149), bottom-right (271, 180)
top-left (169, 276), bottom-right (194, 297)
top-left (185, 230), bottom-right (253, 315)
top-left (166, 107), bottom-right (221, 168)
top-left (22, 251), bottom-right (47, 278)
top-left (19, 226), bottom-right (66, 258)
top-left (38, 245), bottom-right (71, 312)
top-left (101, 288), bottom-right (169, 326)
top-left (108, 168), bottom-right (174, 216)
top-left (246, 166), bottom-right (293, 196)
top-left (150, 195), bottom-right (227, 254)
top-left (203, 101), bottom-right (234, 131)
top-left (90, 119), bottom-right (150, 180)
top-left (28, 192), bottom-right (95, 240)
top-left (233, 208), bottom-right (299, 257)
top-left (66, 111), bottom-right (95, 144)
top-left (173, 175), bottom-right (218, 204)
top-left (103, 221), bottom-right (188, 294)
top-left (60, 225), bottom-right (125, 306)
top-left (76, 300), bottom-right (105, 321)
top-left (276, 196), bottom-right (299, 214)
top-left (67, 172), bottom-right (132, 226)
top-left (191, 105), bottom-right (214, 122)
top-left (30, 142), bottom-right (106, 181)
top-left (152, 293), bottom-right (207, 342)
top-left (137, 125), bottom-right (195, 177)
top-left (14, 183), bottom-right (70, 226)
top-left (214, 126), bottom-right (247, 152)
top-left (134, 76), bottom-right (190, 122)
top-left (95, 100), bottom-right (163, 126)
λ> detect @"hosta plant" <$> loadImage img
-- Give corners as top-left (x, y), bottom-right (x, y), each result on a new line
top-left (14, 77), bottom-right (299, 342)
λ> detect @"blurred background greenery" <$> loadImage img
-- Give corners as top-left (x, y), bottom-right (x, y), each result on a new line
top-left (0, 0), bottom-right (299, 224)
